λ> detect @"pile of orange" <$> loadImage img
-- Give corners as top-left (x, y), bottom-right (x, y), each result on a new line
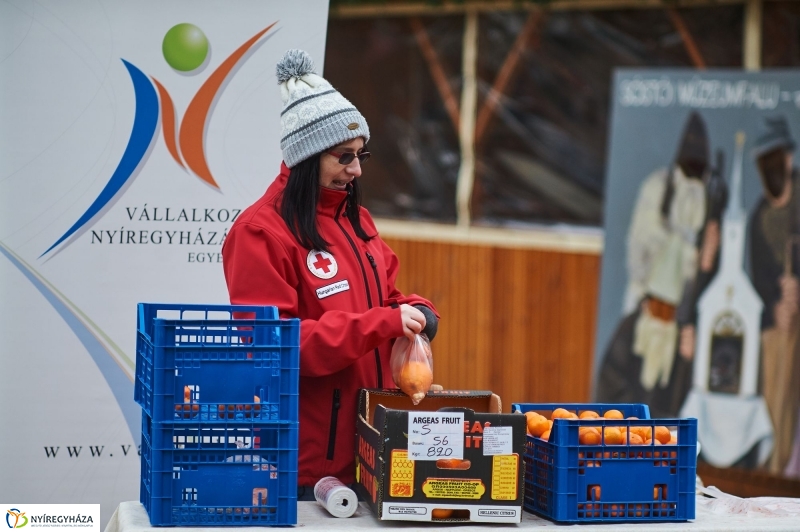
top-left (524, 408), bottom-right (678, 446)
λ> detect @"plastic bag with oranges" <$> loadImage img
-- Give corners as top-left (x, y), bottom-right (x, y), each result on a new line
top-left (391, 333), bottom-right (433, 405)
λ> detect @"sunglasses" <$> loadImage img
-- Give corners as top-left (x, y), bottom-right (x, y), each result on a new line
top-left (327, 149), bottom-right (371, 165)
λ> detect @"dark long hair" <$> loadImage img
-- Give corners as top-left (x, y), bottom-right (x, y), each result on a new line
top-left (280, 155), bottom-right (373, 253)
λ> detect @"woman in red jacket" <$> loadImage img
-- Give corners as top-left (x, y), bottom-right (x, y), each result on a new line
top-left (222, 50), bottom-right (439, 499)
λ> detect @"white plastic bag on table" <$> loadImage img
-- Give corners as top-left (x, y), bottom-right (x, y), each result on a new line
top-left (390, 333), bottom-right (433, 405)
top-left (697, 485), bottom-right (800, 517)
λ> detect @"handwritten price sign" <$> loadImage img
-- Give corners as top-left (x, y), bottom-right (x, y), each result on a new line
top-left (408, 412), bottom-right (464, 461)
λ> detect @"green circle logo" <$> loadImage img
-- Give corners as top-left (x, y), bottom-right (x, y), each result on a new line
top-left (162, 23), bottom-right (209, 72)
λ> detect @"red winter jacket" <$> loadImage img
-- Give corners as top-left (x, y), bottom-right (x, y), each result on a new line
top-left (222, 163), bottom-right (438, 487)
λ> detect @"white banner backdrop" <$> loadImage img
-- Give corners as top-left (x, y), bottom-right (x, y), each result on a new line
top-left (0, 0), bottom-right (329, 527)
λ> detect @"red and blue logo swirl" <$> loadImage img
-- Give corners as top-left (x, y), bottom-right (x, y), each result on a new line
top-left (40, 22), bottom-right (276, 257)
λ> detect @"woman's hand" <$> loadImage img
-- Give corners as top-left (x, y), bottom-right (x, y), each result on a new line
top-left (400, 304), bottom-right (426, 339)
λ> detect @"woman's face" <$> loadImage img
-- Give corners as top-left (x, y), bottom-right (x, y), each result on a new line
top-left (319, 137), bottom-right (365, 191)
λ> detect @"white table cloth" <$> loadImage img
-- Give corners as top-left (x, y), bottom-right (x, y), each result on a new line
top-left (105, 500), bottom-right (800, 531)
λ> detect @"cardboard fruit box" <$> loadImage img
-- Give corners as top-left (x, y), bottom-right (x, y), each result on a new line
top-left (354, 389), bottom-right (527, 523)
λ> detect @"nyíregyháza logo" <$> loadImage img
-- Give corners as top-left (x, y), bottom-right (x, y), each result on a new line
top-left (6, 509), bottom-right (27, 529)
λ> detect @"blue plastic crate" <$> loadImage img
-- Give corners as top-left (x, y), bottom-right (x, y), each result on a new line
top-left (140, 412), bottom-right (298, 526)
top-left (135, 303), bottom-right (299, 424)
top-left (512, 403), bottom-right (697, 523)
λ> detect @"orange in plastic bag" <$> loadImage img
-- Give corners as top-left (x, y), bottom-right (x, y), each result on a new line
top-left (391, 333), bottom-right (433, 405)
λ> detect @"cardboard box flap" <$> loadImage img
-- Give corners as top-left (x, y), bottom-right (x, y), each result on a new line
top-left (359, 389), bottom-right (501, 427)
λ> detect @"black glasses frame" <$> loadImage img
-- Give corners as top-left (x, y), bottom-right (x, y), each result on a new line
top-left (327, 149), bottom-right (371, 165)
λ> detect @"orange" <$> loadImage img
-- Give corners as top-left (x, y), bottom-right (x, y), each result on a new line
top-left (436, 458), bottom-right (471, 470)
top-left (654, 426), bottom-right (672, 444)
top-left (397, 360), bottom-right (432, 404)
top-left (527, 413), bottom-right (550, 437)
top-left (551, 408), bottom-right (573, 420)
top-left (431, 509), bottom-right (453, 519)
top-left (579, 427), bottom-right (601, 445)
top-left (579, 410), bottom-right (600, 419)
top-left (588, 485), bottom-right (601, 500)
top-left (175, 404), bottom-right (198, 419)
top-left (523, 411), bottom-right (534, 426)
top-left (397, 360), bottom-right (433, 405)
top-left (629, 433), bottom-right (644, 445)
top-left (603, 409), bottom-right (624, 419)
top-left (541, 429), bottom-right (551, 441)
top-left (630, 425), bottom-right (652, 441)
top-left (602, 427), bottom-right (624, 445)
top-left (668, 435), bottom-right (678, 445)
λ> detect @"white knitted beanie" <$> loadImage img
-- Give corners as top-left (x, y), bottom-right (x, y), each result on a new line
top-left (277, 49), bottom-right (370, 168)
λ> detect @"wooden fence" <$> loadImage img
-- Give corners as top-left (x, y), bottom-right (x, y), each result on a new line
top-left (384, 237), bottom-right (601, 408)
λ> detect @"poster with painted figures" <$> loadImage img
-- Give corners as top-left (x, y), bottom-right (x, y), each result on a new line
top-left (0, 0), bottom-right (328, 526)
top-left (595, 70), bottom-right (800, 478)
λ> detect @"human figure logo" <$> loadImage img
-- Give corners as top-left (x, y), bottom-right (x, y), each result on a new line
top-left (6, 509), bottom-right (28, 529)
top-left (40, 22), bottom-right (278, 258)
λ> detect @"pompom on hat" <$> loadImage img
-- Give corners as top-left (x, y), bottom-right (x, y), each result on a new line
top-left (276, 49), bottom-right (370, 168)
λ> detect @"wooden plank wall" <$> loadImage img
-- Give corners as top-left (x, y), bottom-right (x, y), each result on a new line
top-left (383, 237), bottom-right (602, 408)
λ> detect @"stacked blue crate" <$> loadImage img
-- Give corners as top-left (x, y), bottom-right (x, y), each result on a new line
top-left (135, 303), bottom-right (300, 526)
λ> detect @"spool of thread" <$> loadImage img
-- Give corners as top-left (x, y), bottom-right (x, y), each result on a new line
top-left (314, 476), bottom-right (357, 518)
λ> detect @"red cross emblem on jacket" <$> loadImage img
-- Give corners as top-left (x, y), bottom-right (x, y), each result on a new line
top-left (307, 250), bottom-right (338, 279)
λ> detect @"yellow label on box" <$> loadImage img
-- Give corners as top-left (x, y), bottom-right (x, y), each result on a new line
top-left (491, 454), bottom-right (519, 500)
top-left (422, 478), bottom-right (486, 499)
top-left (389, 449), bottom-right (414, 498)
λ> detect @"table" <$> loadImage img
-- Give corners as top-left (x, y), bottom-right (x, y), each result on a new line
top-left (105, 501), bottom-right (800, 531)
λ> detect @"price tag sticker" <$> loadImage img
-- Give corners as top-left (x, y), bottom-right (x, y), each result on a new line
top-left (483, 426), bottom-right (513, 456)
top-left (407, 412), bottom-right (464, 461)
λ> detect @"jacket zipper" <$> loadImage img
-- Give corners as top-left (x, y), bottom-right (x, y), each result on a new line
top-left (365, 252), bottom-right (384, 309)
top-left (326, 388), bottom-right (341, 460)
top-left (334, 199), bottom-right (383, 388)
top-left (366, 252), bottom-right (385, 388)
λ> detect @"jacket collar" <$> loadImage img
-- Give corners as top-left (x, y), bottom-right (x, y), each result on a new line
top-left (270, 162), bottom-right (348, 218)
